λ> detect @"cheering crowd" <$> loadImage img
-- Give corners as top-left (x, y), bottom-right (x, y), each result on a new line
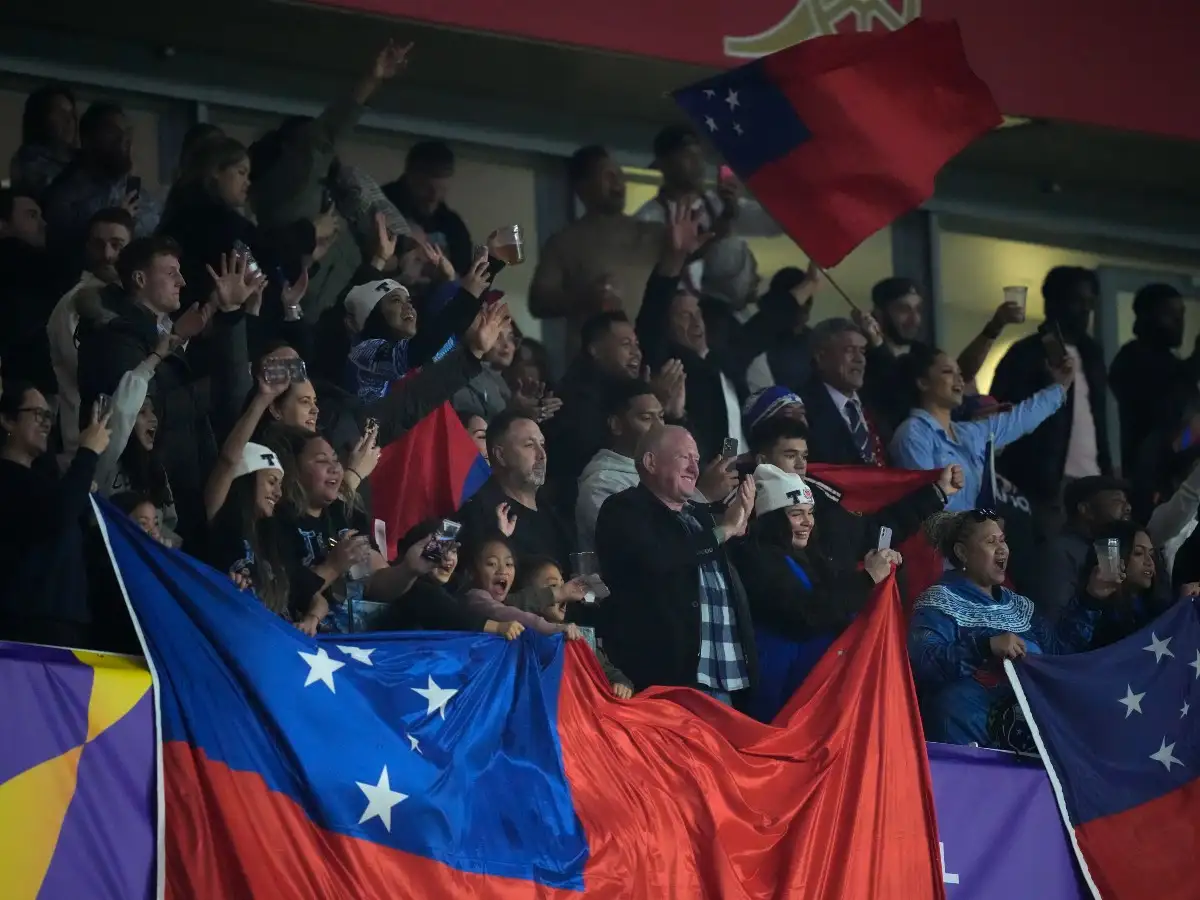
top-left (3, 41), bottom-right (1200, 753)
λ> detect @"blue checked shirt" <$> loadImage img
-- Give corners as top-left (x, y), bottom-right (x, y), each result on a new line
top-left (678, 508), bottom-right (749, 692)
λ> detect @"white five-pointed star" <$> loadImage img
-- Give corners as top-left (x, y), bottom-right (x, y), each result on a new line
top-left (1144, 632), bottom-right (1175, 663)
top-left (1190, 650), bottom-right (1200, 679)
top-left (298, 647), bottom-right (345, 693)
top-left (1150, 738), bottom-right (1184, 772)
top-left (356, 766), bottom-right (408, 832)
top-left (725, 88), bottom-right (740, 110)
top-left (1182, 701), bottom-right (1191, 718)
top-left (408, 733), bottom-right (421, 753)
top-left (733, 122), bottom-right (744, 136)
top-left (337, 645), bottom-right (375, 666)
top-left (704, 115), bottom-right (718, 132)
top-left (1118, 685), bottom-right (1146, 718)
top-left (703, 88), bottom-right (716, 99)
top-left (413, 676), bottom-right (458, 719)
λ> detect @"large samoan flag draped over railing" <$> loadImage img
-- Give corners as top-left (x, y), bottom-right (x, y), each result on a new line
top-left (92, 495), bottom-right (946, 900)
top-left (1007, 599), bottom-right (1200, 900)
top-left (0, 642), bottom-right (156, 900)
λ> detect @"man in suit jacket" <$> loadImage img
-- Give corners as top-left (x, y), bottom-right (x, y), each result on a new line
top-left (800, 317), bottom-right (887, 466)
top-left (594, 425), bottom-right (758, 704)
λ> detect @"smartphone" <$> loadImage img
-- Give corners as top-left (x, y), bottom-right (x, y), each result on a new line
top-left (421, 519), bottom-right (462, 562)
top-left (877, 526), bottom-right (893, 551)
top-left (96, 393), bottom-right (113, 419)
top-left (721, 437), bottom-right (739, 458)
top-left (364, 417), bottom-right (379, 432)
top-left (1042, 324), bottom-right (1068, 367)
top-left (125, 175), bottom-right (142, 198)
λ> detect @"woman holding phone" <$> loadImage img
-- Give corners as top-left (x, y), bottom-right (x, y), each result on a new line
top-left (0, 385), bottom-right (111, 647)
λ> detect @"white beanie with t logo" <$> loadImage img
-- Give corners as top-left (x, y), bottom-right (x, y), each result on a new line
top-left (753, 464), bottom-right (813, 517)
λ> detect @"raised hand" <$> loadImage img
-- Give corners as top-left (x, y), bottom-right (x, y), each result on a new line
top-left (373, 40), bottom-right (413, 80)
top-left (346, 422), bottom-right (383, 482)
top-left (666, 201), bottom-right (712, 258)
top-left (282, 268), bottom-right (310, 312)
top-left (369, 210), bottom-right (398, 268)
top-left (460, 252), bottom-right (490, 297)
top-left (647, 359), bottom-right (686, 419)
top-left (207, 249), bottom-right (262, 312)
top-left (466, 301), bottom-right (511, 359)
top-left (495, 502), bottom-right (517, 537)
top-left (173, 301), bottom-right (216, 342)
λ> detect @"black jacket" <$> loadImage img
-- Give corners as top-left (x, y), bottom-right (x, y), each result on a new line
top-left (456, 477), bottom-right (575, 567)
top-left (799, 376), bottom-right (888, 467)
top-left (636, 272), bottom-right (747, 461)
top-left (76, 299), bottom-right (243, 542)
top-left (728, 533), bottom-right (874, 641)
top-left (805, 470), bottom-right (945, 573)
top-left (1108, 336), bottom-right (1200, 473)
top-left (158, 188), bottom-right (316, 310)
top-left (990, 327), bottom-right (1112, 502)
top-left (0, 236), bottom-right (62, 395)
top-left (594, 484), bottom-right (758, 692)
top-left (382, 177), bottom-right (474, 276)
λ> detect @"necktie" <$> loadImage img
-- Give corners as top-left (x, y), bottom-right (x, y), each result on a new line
top-left (844, 399), bottom-right (871, 462)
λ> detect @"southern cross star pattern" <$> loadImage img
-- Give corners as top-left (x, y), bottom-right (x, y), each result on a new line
top-left (297, 645), bottom-right (458, 831)
top-left (1009, 600), bottom-right (1200, 826)
top-left (672, 64), bottom-right (813, 179)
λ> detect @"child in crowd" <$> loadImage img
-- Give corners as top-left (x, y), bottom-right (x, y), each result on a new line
top-left (517, 555), bottom-right (634, 699)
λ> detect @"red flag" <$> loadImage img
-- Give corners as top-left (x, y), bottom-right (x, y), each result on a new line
top-left (559, 573), bottom-right (945, 898)
top-left (370, 402), bottom-right (489, 559)
top-left (808, 463), bottom-right (945, 607)
top-left (672, 20), bottom-right (1002, 267)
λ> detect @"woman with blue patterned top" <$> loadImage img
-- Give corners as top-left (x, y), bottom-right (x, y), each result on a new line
top-left (909, 509), bottom-right (1096, 749)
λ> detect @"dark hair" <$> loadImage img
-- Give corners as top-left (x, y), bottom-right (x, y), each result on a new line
top-left (0, 381), bottom-right (41, 437)
top-left (358, 300), bottom-right (402, 343)
top-left (462, 531), bottom-right (515, 583)
top-left (514, 554), bottom-right (562, 591)
top-left (264, 424), bottom-right (328, 516)
top-left (212, 474), bottom-right (290, 614)
top-left (484, 409), bottom-right (536, 461)
top-left (511, 336), bottom-right (549, 383)
top-left (117, 398), bottom-right (172, 508)
top-left (567, 145), bottom-right (609, 186)
top-left (405, 141), bottom-right (455, 176)
top-left (1132, 283), bottom-right (1184, 338)
top-left (748, 416), bottom-right (809, 457)
top-left (1042, 266), bottom-right (1099, 319)
top-left (21, 84), bottom-right (75, 145)
top-left (87, 206), bottom-right (134, 234)
top-left (109, 490), bottom-right (155, 516)
top-left (926, 509), bottom-right (1005, 570)
top-left (580, 311), bottom-right (630, 351)
top-left (167, 136), bottom-right (248, 214)
top-left (749, 506), bottom-right (798, 550)
top-left (78, 102), bottom-right (124, 144)
top-left (1091, 519), bottom-right (1147, 563)
top-left (116, 235), bottom-right (182, 292)
top-left (0, 188), bottom-right (36, 222)
top-left (872, 277), bottom-right (919, 310)
top-left (178, 123), bottom-right (225, 169)
top-left (456, 407), bottom-right (487, 428)
top-left (895, 343), bottom-right (946, 410)
top-left (602, 378), bottom-right (657, 420)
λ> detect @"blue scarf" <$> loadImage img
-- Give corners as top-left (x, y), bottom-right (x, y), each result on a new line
top-left (913, 572), bottom-right (1035, 633)
top-left (784, 555), bottom-right (812, 590)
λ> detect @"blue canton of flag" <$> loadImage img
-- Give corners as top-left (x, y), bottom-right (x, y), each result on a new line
top-left (93, 496), bottom-right (590, 890)
top-left (1010, 600), bottom-right (1200, 821)
top-left (671, 65), bottom-right (811, 178)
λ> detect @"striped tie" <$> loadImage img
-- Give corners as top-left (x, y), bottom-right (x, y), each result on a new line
top-left (844, 399), bottom-right (871, 462)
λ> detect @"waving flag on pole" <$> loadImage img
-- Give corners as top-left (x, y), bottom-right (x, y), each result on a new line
top-left (1007, 600), bottom-right (1200, 900)
top-left (672, 19), bottom-right (1001, 268)
top-left (94, 496), bottom-right (946, 900)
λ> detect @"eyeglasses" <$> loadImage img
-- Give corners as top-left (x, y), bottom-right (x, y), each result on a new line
top-left (17, 407), bottom-right (53, 425)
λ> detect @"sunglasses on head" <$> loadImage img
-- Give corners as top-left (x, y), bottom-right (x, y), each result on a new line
top-left (965, 508), bottom-right (999, 523)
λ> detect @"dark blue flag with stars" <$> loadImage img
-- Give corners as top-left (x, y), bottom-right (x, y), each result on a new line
top-left (1007, 598), bottom-right (1200, 899)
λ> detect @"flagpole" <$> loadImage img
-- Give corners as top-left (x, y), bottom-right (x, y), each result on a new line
top-left (812, 263), bottom-right (861, 312)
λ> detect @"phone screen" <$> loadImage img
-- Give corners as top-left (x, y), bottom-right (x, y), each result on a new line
top-left (126, 176), bottom-right (142, 197)
top-left (421, 520), bottom-right (462, 562)
top-left (721, 437), bottom-right (739, 458)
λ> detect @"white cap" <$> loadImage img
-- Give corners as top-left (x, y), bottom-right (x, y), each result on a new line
top-left (345, 279), bottom-right (407, 332)
top-left (231, 442), bottom-right (284, 480)
top-left (753, 463), bottom-right (813, 516)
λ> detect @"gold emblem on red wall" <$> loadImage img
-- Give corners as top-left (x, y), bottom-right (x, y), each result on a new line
top-left (724, 0), bottom-right (922, 57)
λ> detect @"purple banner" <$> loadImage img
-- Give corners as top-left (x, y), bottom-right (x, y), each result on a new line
top-left (930, 742), bottom-right (1088, 900)
top-left (0, 642), bottom-right (1084, 900)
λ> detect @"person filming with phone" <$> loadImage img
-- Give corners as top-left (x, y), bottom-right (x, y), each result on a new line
top-left (989, 266), bottom-right (1115, 539)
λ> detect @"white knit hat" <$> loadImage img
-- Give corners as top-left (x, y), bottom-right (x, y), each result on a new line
top-left (231, 442), bottom-right (284, 480)
top-left (345, 279), bottom-right (407, 332)
top-left (753, 463), bottom-right (813, 516)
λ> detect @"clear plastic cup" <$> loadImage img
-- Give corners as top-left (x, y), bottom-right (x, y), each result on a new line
top-left (492, 225), bottom-right (524, 266)
top-left (1095, 538), bottom-right (1122, 581)
top-left (1003, 285), bottom-right (1028, 322)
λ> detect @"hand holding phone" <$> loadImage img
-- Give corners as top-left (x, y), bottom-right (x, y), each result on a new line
top-left (877, 526), bottom-right (893, 551)
top-left (721, 437), bottom-right (739, 459)
top-left (421, 519), bottom-right (462, 562)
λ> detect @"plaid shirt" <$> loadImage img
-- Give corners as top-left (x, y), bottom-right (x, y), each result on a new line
top-left (677, 507), bottom-right (749, 692)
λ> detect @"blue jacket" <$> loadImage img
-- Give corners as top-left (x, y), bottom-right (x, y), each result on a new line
top-left (889, 385), bottom-right (1065, 511)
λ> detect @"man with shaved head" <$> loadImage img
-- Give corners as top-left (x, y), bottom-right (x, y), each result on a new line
top-left (594, 424), bottom-right (759, 705)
